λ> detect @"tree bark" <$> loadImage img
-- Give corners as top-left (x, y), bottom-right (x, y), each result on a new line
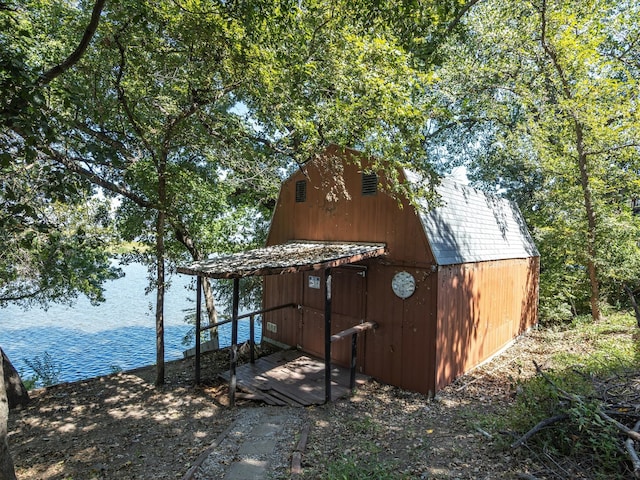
top-left (155, 221), bottom-right (165, 387)
top-left (623, 284), bottom-right (640, 328)
top-left (1, 351), bottom-right (28, 411)
top-left (0, 353), bottom-right (17, 480)
top-left (155, 152), bottom-right (167, 387)
top-left (574, 120), bottom-right (602, 321)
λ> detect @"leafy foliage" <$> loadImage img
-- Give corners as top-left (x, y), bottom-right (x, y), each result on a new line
top-left (426, 0), bottom-right (640, 321)
top-left (24, 351), bottom-right (62, 388)
top-left (1, 0), bottom-right (472, 386)
top-left (505, 313), bottom-right (640, 477)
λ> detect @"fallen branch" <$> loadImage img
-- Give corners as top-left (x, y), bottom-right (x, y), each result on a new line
top-left (474, 426), bottom-right (493, 439)
top-left (625, 420), bottom-right (640, 478)
top-left (511, 413), bottom-right (570, 449)
top-left (532, 360), bottom-right (640, 476)
top-left (625, 438), bottom-right (640, 479)
top-left (533, 361), bottom-right (578, 402)
top-left (597, 411), bottom-right (640, 442)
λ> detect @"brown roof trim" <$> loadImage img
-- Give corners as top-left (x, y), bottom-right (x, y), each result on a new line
top-left (177, 241), bottom-right (387, 279)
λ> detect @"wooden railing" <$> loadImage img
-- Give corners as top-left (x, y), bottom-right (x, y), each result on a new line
top-left (195, 302), bottom-right (299, 385)
top-left (330, 321), bottom-right (377, 390)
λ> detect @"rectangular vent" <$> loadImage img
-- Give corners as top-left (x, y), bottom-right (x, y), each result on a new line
top-left (362, 172), bottom-right (378, 196)
top-left (295, 180), bottom-right (307, 202)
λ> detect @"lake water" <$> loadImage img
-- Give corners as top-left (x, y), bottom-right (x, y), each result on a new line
top-left (0, 262), bottom-right (261, 385)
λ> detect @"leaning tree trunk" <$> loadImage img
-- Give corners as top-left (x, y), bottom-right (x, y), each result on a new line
top-left (0, 351), bottom-right (17, 480)
top-left (173, 224), bottom-right (219, 342)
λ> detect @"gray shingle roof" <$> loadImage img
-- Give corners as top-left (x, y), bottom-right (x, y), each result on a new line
top-left (407, 173), bottom-right (539, 265)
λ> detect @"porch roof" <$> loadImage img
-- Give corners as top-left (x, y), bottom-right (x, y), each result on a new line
top-left (176, 240), bottom-right (387, 279)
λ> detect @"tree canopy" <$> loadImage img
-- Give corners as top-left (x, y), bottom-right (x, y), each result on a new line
top-left (3, 0), bottom-right (639, 383)
top-left (426, 0), bottom-right (640, 321)
top-left (1, 0), bottom-right (473, 388)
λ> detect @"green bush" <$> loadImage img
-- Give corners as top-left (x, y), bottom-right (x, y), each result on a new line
top-left (503, 312), bottom-right (639, 478)
top-left (24, 351), bottom-right (62, 387)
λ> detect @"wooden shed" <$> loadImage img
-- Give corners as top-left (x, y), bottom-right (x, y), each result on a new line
top-left (262, 145), bottom-right (539, 396)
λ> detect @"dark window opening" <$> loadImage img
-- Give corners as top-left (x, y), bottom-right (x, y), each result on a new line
top-left (362, 172), bottom-right (378, 196)
top-left (295, 180), bottom-right (307, 202)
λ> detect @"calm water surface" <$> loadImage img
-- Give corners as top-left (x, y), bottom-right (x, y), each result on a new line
top-left (0, 262), bottom-right (261, 384)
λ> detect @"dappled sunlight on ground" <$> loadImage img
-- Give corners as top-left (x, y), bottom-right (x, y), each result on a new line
top-left (8, 350), bottom-right (236, 479)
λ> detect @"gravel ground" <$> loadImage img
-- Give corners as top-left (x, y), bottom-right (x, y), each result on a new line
top-left (8, 324), bottom-right (631, 479)
top-left (190, 406), bottom-right (305, 479)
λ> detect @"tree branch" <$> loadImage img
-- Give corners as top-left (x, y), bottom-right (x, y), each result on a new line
top-left (625, 420), bottom-right (640, 479)
top-left (39, 0), bottom-right (106, 85)
top-left (511, 413), bottom-right (570, 448)
top-left (75, 123), bottom-right (136, 160)
top-left (584, 142), bottom-right (640, 157)
top-left (441, 0), bottom-right (484, 40)
top-left (46, 149), bottom-right (155, 209)
top-left (113, 31), bottom-right (156, 158)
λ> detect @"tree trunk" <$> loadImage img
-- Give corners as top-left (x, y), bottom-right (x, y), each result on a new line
top-left (155, 153), bottom-right (167, 387)
top-left (1, 351), bottom-right (28, 411)
top-left (574, 119), bottom-right (602, 321)
top-left (0, 353), bottom-right (17, 480)
top-left (155, 224), bottom-right (165, 387)
top-left (539, 5), bottom-right (602, 322)
top-left (623, 284), bottom-right (640, 328)
top-left (172, 224), bottom-right (218, 341)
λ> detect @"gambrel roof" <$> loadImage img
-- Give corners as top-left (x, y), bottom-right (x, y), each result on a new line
top-left (406, 172), bottom-right (539, 266)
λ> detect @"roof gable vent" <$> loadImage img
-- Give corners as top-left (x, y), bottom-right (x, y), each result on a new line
top-left (362, 172), bottom-right (378, 196)
top-left (295, 180), bottom-right (307, 202)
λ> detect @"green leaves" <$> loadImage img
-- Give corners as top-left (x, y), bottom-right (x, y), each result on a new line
top-left (426, 0), bottom-right (640, 320)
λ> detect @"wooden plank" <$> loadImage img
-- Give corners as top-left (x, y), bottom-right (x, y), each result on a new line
top-left (219, 350), bottom-right (369, 406)
top-left (330, 321), bottom-right (377, 342)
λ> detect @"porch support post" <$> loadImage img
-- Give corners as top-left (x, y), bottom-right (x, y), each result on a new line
top-left (195, 275), bottom-right (202, 385)
top-left (249, 314), bottom-right (255, 364)
top-left (324, 268), bottom-right (332, 403)
top-left (350, 332), bottom-right (357, 391)
top-left (229, 277), bottom-right (240, 407)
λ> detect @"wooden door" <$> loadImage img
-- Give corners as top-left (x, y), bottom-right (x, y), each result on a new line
top-left (300, 267), bottom-right (366, 366)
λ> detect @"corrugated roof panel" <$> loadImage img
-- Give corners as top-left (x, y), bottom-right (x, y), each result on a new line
top-left (407, 173), bottom-right (539, 266)
top-left (177, 241), bottom-right (387, 278)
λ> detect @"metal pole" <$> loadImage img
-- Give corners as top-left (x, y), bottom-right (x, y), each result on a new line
top-left (195, 275), bottom-right (202, 385)
top-left (249, 314), bottom-right (255, 364)
top-left (350, 332), bottom-right (357, 391)
top-left (324, 268), bottom-right (332, 403)
top-left (230, 277), bottom-right (240, 407)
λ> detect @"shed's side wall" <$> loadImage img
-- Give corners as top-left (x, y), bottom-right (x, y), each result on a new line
top-left (434, 257), bottom-right (539, 391)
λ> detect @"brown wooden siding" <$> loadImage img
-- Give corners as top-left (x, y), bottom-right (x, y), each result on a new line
top-left (266, 146), bottom-right (433, 266)
top-left (264, 146), bottom-right (437, 383)
top-left (262, 146), bottom-right (539, 396)
top-left (434, 257), bottom-right (539, 391)
top-left (362, 262), bottom-right (438, 395)
top-left (262, 273), bottom-right (303, 348)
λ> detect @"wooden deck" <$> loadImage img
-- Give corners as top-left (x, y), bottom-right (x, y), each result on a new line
top-left (220, 350), bottom-right (368, 406)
